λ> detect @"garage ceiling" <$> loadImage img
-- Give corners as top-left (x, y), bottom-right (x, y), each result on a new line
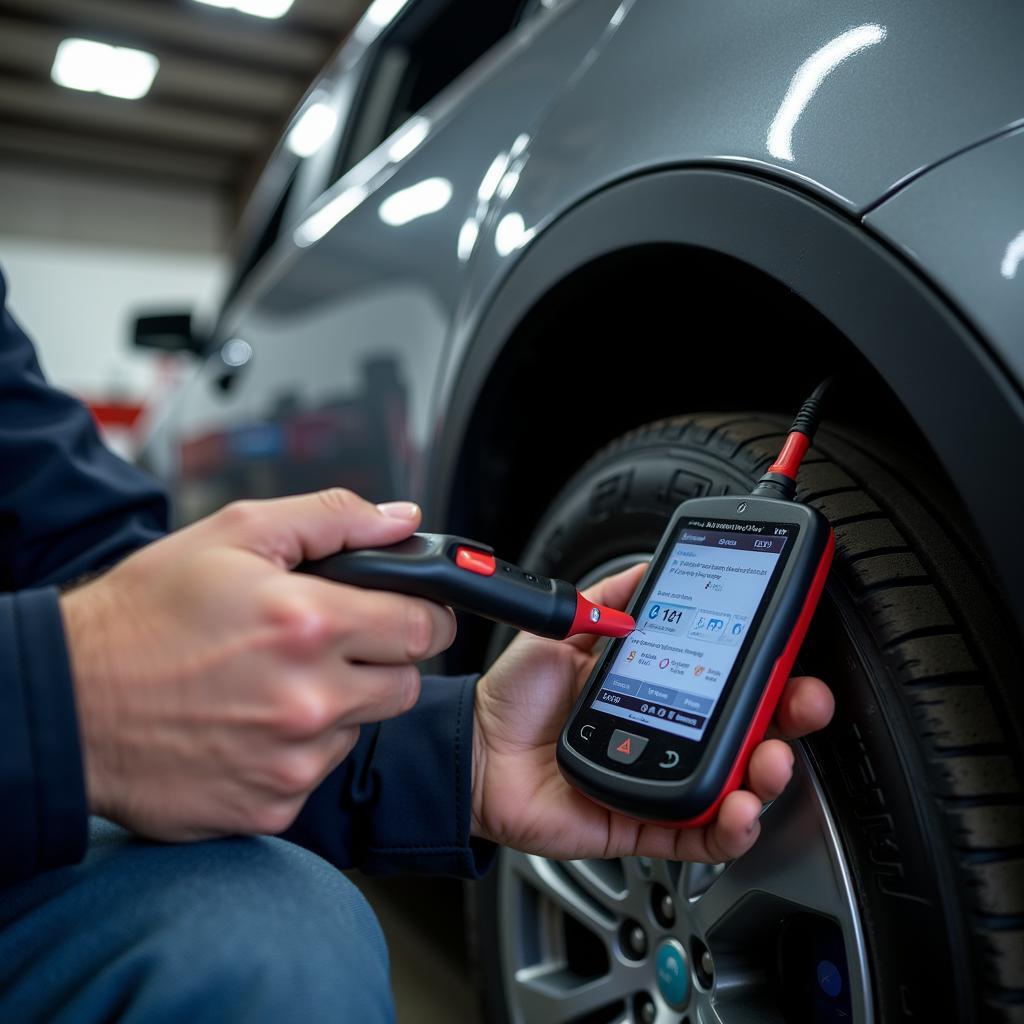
top-left (0, 0), bottom-right (369, 203)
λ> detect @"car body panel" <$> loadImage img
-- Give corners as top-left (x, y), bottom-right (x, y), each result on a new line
top-left (455, 0), bottom-right (1024, 364)
top-left (865, 126), bottom-right (1024, 392)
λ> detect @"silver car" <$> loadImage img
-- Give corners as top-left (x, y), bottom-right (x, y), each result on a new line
top-left (137, 1), bottom-right (1024, 1021)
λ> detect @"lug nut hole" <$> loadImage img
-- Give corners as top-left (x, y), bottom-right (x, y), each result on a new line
top-left (633, 992), bottom-right (656, 1024)
top-left (691, 936), bottom-right (714, 989)
top-left (651, 883), bottom-right (675, 928)
top-left (620, 919), bottom-right (648, 960)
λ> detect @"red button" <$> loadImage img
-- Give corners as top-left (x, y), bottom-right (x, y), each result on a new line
top-left (455, 546), bottom-right (496, 576)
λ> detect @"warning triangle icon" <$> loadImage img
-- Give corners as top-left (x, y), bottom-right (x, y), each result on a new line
top-left (616, 737), bottom-right (632, 755)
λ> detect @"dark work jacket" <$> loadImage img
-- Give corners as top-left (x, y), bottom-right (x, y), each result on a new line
top-left (0, 269), bottom-right (491, 886)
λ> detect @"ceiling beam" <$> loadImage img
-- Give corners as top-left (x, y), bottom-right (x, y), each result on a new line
top-left (0, 75), bottom-right (270, 152)
top-left (0, 0), bottom-right (337, 74)
top-left (0, 120), bottom-right (239, 185)
top-left (0, 15), bottom-right (307, 115)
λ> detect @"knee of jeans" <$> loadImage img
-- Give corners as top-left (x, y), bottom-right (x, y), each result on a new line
top-left (91, 833), bottom-right (394, 1023)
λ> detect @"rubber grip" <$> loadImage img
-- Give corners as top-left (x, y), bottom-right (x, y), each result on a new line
top-left (297, 533), bottom-right (581, 639)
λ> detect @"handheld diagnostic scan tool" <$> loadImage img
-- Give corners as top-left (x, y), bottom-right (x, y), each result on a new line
top-left (557, 382), bottom-right (835, 826)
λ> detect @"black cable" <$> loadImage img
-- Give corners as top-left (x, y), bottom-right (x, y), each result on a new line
top-left (751, 377), bottom-right (835, 501)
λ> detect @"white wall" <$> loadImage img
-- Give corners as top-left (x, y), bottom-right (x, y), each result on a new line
top-left (0, 164), bottom-right (230, 403)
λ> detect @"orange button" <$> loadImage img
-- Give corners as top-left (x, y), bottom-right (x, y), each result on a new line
top-left (455, 546), bottom-right (496, 576)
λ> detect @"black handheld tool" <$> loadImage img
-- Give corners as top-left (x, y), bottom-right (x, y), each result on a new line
top-left (297, 533), bottom-right (635, 640)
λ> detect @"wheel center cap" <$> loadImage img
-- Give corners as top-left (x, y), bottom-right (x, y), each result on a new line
top-left (655, 938), bottom-right (690, 1009)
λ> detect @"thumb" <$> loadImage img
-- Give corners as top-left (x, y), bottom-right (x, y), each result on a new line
top-left (212, 489), bottom-right (422, 568)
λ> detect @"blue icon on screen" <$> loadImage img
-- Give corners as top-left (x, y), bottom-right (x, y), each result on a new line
top-left (731, 622), bottom-right (743, 636)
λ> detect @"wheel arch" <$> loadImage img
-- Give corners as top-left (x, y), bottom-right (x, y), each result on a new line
top-left (426, 169), bottom-right (1024, 667)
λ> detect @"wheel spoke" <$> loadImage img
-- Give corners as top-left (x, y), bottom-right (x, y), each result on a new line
top-left (680, 860), bottom-right (725, 902)
top-left (623, 854), bottom-right (664, 888)
top-left (691, 752), bottom-right (850, 935)
top-left (513, 963), bottom-right (626, 1023)
top-left (562, 858), bottom-right (628, 910)
top-left (510, 852), bottom-right (619, 937)
top-left (693, 1002), bottom-right (726, 1024)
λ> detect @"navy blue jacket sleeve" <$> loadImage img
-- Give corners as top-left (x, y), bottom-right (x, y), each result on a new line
top-left (0, 268), bottom-right (494, 884)
top-left (0, 269), bottom-right (169, 884)
top-left (285, 674), bottom-right (497, 879)
top-left (0, 275), bottom-right (168, 592)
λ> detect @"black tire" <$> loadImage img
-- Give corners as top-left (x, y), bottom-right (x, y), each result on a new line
top-left (472, 413), bottom-right (1024, 1024)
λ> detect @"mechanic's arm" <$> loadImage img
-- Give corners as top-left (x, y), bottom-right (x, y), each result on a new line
top-left (0, 269), bottom-right (170, 883)
top-left (4, 488), bottom-right (453, 884)
top-left (59, 491), bottom-right (453, 844)
top-left (0, 270), bottom-right (168, 591)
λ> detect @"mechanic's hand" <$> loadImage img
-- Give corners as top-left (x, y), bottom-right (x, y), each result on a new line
top-left (61, 490), bottom-right (456, 841)
top-left (472, 563), bottom-right (834, 862)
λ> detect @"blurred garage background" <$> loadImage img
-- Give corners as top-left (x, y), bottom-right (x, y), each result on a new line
top-left (0, 0), bottom-right (348, 450)
top-left (0, 2), bottom-right (476, 1020)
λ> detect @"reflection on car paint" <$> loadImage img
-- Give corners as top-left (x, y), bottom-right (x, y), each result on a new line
top-left (766, 24), bottom-right (887, 162)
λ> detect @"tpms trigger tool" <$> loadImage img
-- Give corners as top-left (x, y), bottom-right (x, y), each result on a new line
top-left (297, 534), bottom-right (636, 641)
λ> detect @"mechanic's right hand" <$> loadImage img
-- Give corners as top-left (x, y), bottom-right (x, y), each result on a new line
top-left (60, 489), bottom-right (456, 841)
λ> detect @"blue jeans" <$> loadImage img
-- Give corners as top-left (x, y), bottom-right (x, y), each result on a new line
top-left (0, 820), bottom-right (394, 1023)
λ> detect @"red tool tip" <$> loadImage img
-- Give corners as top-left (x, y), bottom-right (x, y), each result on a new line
top-left (567, 593), bottom-right (636, 639)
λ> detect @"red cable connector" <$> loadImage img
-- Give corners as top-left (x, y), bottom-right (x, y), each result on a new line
top-left (766, 431), bottom-right (811, 481)
top-left (752, 378), bottom-right (834, 500)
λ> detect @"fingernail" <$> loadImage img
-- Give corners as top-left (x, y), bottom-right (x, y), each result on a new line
top-left (377, 501), bottom-right (420, 519)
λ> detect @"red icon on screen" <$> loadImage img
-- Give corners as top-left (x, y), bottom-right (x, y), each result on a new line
top-left (616, 738), bottom-right (632, 755)
top-left (659, 658), bottom-right (670, 669)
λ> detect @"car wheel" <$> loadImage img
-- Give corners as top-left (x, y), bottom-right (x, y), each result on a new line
top-left (471, 413), bottom-right (1023, 1024)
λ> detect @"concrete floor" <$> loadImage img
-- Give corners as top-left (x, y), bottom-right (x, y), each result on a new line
top-left (351, 873), bottom-right (482, 1024)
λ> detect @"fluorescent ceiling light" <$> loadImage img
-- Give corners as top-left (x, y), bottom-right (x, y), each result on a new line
top-left (378, 178), bottom-right (452, 227)
top-left (286, 102), bottom-right (338, 158)
top-left (52, 38), bottom-right (159, 100)
top-left (194, 0), bottom-right (295, 19)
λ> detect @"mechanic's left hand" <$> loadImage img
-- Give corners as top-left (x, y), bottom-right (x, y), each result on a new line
top-left (471, 562), bottom-right (835, 863)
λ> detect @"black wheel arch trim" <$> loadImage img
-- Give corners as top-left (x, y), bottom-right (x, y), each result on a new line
top-left (426, 168), bottom-right (1024, 641)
